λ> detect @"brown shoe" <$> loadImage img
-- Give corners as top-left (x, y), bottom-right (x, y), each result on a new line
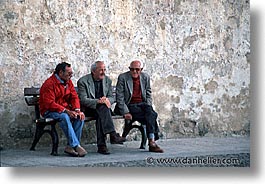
top-left (64, 146), bottom-right (78, 157)
top-left (97, 145), bottom-right (110, 155)
top-left (149, 142), bottom-right (164, 153)
top-left (75, 145), bottom-right (87, 157)
top-left (117, 133), bottom-right (126, 142)
top-left (110, 133), bottom-right (126, 144)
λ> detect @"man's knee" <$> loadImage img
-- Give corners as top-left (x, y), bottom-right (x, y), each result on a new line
top-left (58, 113), bottom-right (73, 125)
top-left (60, 112), bottom-right (71, 120)
top-left (145, 106), bottom-right (158, 118)
top-left (152, 110), bottom-right (158, 118)
top-left (96, 104), bottom-right (111, 115)
top-left (97, 104), bottom-right (108, 110)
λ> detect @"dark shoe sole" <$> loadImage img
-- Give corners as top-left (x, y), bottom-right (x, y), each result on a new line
top-left (97, 150), bottom-right (110, 155)
top-left (78, 153), bottom-right (87, 157)
top-left (149, 145), bottom-right (164, 153)
top-left (149, 149), bottom-right (164, 153)
top-left (64, 150), bottom-right (79, 157)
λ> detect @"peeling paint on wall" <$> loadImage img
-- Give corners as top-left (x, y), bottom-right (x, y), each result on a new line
top-left (0, 0), bottom-right (250, 148)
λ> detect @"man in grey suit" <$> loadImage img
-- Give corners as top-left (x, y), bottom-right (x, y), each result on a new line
top-left (77, 61), bottom-right (125, 154)
top-left (114, 60), bottom-right (164, 153)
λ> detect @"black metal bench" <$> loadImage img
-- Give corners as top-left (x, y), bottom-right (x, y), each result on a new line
top-left (24, 87), bottom-right (147, 156)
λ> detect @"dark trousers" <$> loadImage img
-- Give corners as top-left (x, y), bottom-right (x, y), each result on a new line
top-left (83, 104), bottom-right (115, 147)
top-left (127, 102), bottom-right (159, 138)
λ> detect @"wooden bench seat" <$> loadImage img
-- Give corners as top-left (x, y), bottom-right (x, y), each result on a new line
top-left (24, 87), bottom-right (147, 155)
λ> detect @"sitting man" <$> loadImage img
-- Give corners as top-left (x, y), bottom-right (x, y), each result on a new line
top-left (39, 62), bottom-right (87, 157)
top-left (77, 61), bottom-right (125, 155)
top-left (114, 60), bottom-right (164, 153)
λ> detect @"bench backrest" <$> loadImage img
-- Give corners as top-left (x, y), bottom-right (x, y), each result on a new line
top-left (24, 86), bottom-right (123, 121)
top-left (24, 88), bottom-right (40, 106)
top-left (24, 86), bottom-right (117, 103)
top-left (24, 88), bottom-right (41, 119)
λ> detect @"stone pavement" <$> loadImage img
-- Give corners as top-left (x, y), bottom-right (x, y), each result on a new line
top-left (0, 136), bottom-right (250, 167)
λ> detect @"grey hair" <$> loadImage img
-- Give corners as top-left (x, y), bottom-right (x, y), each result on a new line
top-left (91, 61), bottom-right (104, 72)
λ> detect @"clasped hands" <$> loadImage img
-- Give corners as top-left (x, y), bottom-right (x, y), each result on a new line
top-left (97, 96), bottom-right (111, 108)
top-left (65, 109), bottom-right (85, 121)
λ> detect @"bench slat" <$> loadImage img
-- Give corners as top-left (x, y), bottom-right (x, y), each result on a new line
top-left (24, 88), bottom-right (40, 96)
top-left (25, 96), bottom-right (39, 106)
top-left (36, 118), bottom-right (56, 123)
top-left (112, 115), bottom-right (124, 119)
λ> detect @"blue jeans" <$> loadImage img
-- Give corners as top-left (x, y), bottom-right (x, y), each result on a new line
top-left (44, 112), bottom-right (84, 148)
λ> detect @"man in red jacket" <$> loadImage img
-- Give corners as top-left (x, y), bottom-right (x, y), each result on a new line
top-left (39, 62), bottom-right (87, 157)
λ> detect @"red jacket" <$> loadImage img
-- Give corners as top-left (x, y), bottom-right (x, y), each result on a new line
top-left (39, 74), bottom-right (80, 116)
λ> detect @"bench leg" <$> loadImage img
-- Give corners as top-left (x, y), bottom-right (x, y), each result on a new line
top-left (139, 125), bottom-right (147, 149)
top-left (122, 120), bottom-right (147, 149)
top-left (122, 119), bottom-right (132, 138)
top-left (50, 124), bottom-right (59, 156)
top-left (30, 124), bottom-right (45, 151)
top-left (131, 125), bottom-right (147, 149)
top-left (30, 123), bottom-right (59, 156)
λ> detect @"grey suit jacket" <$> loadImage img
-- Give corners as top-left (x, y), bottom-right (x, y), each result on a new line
top-left (115, 71), bottom-right (152, 115)
top-left (77, 74), bottom-right (114, 109)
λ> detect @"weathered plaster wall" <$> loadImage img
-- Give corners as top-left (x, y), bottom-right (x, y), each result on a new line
top-left (0, 0), bottom-right (250, 148)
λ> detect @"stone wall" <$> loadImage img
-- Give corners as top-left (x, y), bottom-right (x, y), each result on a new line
top-left (0, 0), bottom-right (250, 148)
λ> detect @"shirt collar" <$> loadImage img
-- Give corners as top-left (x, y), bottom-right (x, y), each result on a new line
top-left (92, 75), bottom-right (103, 82)
top-left (55, 74), bottom-right (65, 84)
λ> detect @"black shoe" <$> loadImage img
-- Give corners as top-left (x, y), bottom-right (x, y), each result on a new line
top-left (97, 145), bottom-right (110, 155)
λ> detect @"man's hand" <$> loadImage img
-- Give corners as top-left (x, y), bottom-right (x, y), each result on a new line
top-left (98, 96), bottom-right (111, 108)
top-left (65, 109), bottom-right (85, 121)
top-left (65, 109), bottom-right (78, 119)
top-left (124, 113), bottom-right (132, 120)
top-left (76, 111), bottom-right (85, 121)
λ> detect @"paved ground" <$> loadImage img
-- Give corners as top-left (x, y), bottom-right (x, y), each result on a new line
top-left (0, 136), bottom-right (250, 167)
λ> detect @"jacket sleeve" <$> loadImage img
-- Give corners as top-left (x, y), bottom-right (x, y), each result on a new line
top-left (145, 74), bottom-right (153, 106)
top-left (106, 77), bottom-right (115, 105)
top-left (69, 81), bottom-right (80, 110)
top-left (39, 82), bottom-right (65, 114)
top-left (115, 74), bottom-right (130, 115)
top-left (77, 78), bottom-right (98, 109)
